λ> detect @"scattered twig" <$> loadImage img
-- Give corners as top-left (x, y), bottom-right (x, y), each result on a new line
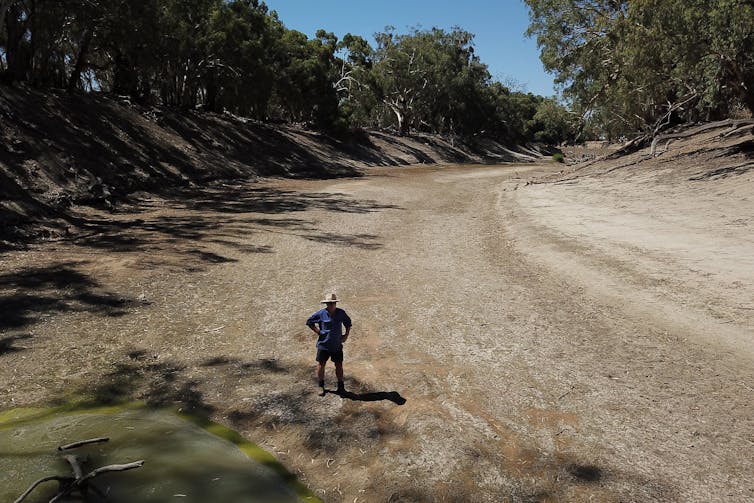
top-left (558, 385), bottom-right (576, 400)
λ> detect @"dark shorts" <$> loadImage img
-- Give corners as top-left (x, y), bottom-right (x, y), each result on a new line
top-left (316, 349), bottom-right (343, 363)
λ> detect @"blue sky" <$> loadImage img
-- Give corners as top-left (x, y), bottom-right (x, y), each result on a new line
top-left (264, 0), bottom-right (557, 97)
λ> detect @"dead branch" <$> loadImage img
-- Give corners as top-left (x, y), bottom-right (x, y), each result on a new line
top-left (604, 134), bottom-right (649, 159)
top-left (645, 92), bottom-right (698, 156)
top-left (82, 460), bottom-right (145, 481)
top-left (651, 119), bottom-right (754, 156)
top-left (608, 117), bottom-right (752, 161)
top-left (58, 437), bottom-right (109, 451)
top-left (13, 476), bottom-right (68, 503)
top-left (48, 460), bottom-right (145, 503)
top-left (63, 455), bottom-right (84, 480)
top-left (720, 119), bottom-right (754, 138)
top-left (14, 437), bottom-right (144, 503)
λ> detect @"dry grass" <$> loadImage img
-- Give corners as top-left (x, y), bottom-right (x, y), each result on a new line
top-left (1, 129), bottom-right (753, 501)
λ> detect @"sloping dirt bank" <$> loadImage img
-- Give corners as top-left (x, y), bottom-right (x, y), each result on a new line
top-left (1, 116), bottom-right (752, 502)
top-left (0, 87), bottom-right (545, 245)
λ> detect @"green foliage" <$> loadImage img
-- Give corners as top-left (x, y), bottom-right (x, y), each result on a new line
top-left (365, 27), bottom-right (492, 136)
top-left (203, 0), bottom-right (276, 116)
top-left (525, 0), bottom-right (754, 138)
top-left (268, 27), bottom-right (341, 128)
top-left (336, 26), bottom-right (574, 143)
top-left (529, 98), bottom-right (577, 144)
top-left (552, 153), bottom-right (565, 163)
top-left (0, 2), bottom-right (576, 144)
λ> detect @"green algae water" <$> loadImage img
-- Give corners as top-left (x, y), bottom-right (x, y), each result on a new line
top-left (0, 405), bottom-right (319, 503)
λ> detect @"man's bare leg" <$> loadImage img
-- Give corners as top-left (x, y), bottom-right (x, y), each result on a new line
top-left (317, 362), bottom-right (326, 396)
top-left (335, 362), bottom-right (345, 393)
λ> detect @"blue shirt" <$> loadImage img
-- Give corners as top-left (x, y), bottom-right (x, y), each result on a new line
top-left (306, 307), bottom-right (352, 352)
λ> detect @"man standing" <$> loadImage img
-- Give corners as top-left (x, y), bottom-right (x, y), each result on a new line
top-left (306, 293), bottom-right (352, 396)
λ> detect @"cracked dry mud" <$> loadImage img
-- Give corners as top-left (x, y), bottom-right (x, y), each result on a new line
top-left (1, 160), bottom-right (752, 502)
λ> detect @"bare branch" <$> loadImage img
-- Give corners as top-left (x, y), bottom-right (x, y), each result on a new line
top-left (82, 460), bottom-right (146, 481)
top-left (58, 437), bottom-right (109, 451)
top-left (63, 455), bottom-right (84, 480)
top-left (14, 477), bottom-right (69, 503)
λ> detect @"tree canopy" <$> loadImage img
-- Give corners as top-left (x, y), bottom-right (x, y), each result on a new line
top-left (0, 0), bottom-right (574, 144)
top-left (525, 0), bottom-right (754, 139)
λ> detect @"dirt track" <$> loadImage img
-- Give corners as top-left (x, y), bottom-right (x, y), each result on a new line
top-left (1, 161), bottom-right (753, 502)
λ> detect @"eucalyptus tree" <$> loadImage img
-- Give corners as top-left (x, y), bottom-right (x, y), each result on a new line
top-left (153, 0), bottom-right (218, 108)
top-left (1, 0), bottom-right (33, 83)
top-left (365, 26), bottom-right (494, 136)
top-left (96, 0), bottom-right (162, 99)
top-left (368, 27), bottom-right (425, 134)
top-left (0, 1), bottom-right (576, 144)
top-left (525, 0), bottom-right (754, 138)
top-left (336, 33), bottom-right (379, 127)
top-left (337, 26), bottom-right (573, 143)
top-left (0, 0), bottom-right (74, 86)
top-left (268, 26), bottom-right (341, 127)
top-left (418, 27), bottom-right (492, 136)
top-left (204, 0), bottom-right (275, 116)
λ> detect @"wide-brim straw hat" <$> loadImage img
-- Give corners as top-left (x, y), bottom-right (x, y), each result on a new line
top-left (321, 293), bottom-right (339, 303)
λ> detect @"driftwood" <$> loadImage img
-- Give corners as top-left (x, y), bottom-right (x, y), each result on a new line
top-left (604, 92), bottom-right (700, 159)
top-left (651, 119), bottom-right (754, 156)
top-left (14, 437), bottom-right (144, 503)
top-left (605, 119), bottom-right (754, 161)
top-left (604, 134), bottom-right (650, 159)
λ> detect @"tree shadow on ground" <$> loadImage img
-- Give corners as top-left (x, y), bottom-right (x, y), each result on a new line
top-left (303, 232), bottom-right (383, 250)
top-left (0, 263), bottom-right (135, 331)
top-left (158, 112), bottom-right (363, 179)
top-left (67, 351), bottom-right (214, 417)
top-left (0, 333), bottom-right (33, 355)
top-left (197, 355), bottom-right (407, 455)
top-left (57, 349), bottom-right (677, 503)
top-left (507, 452), bottom-right (678, 502)
top-left (64, 184), bottom-right (399, 260)
top-left (1, 87), bottom-right (390, 252)
top-left (200, 355), bottom-right (288, 375)
top-left (170, 184), bottom-right (400, 215)
top-left (369, 132), bottom-right (436, 164)
top-left (409, 134), bottom-right (477, 163)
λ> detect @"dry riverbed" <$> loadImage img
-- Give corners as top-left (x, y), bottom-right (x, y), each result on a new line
top-left (1, 152), bottom-right (752, 501)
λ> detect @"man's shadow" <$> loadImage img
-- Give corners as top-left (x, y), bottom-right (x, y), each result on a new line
top-left (325, 388), bottom-right (406, 405)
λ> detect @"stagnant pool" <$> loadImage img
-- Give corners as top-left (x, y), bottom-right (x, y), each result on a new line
top-left (0, 404), bottom-right (319, 502)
